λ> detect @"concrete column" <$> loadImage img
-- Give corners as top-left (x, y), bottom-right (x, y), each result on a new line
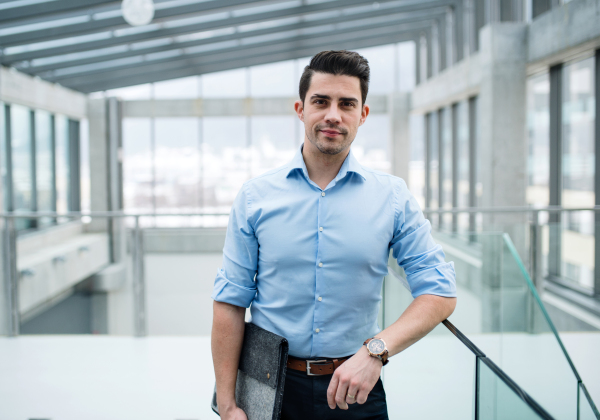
top-left (88, 98), bottom-right (124, 260)
top-left (389, 93), bottom-right (411, 182)
top-left (0, 98), bottom-right (8, 335)
top-left (478, 23), bottom-right (528, 229)
top-left (478, 23), bottom-right (529, 332)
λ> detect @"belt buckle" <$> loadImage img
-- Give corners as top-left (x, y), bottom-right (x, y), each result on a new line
top-left (306, 359), bottom-right (328, 376)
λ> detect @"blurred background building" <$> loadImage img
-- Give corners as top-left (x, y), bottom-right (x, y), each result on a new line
top-left (0, 0), bottom-right (599, 419)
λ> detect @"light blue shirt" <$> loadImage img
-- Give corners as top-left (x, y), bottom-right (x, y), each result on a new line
top-left (212, 145), bottom-right (456, 358)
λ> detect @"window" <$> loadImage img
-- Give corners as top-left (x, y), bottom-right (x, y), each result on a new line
top-left (10, 105), bottom-right (34, 230)
top-left (440, 107), bottom-right (453, 229)
top-left (526, 72), bottom-right (550, 207)
top-left (54, 115), bottom-right (70, 215)
top-left (35, 110), bottom-right (55, 227)
top-left (560, 57), bottom-right (595, 292)
top-left (456, 101), bottom-right (470, 233)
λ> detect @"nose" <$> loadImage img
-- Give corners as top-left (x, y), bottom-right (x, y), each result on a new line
top-left (324, 103), bottom-right (341, 124)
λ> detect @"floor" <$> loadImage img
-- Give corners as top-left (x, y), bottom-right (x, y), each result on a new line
top-left (0, 332), bottom-right (598, 420)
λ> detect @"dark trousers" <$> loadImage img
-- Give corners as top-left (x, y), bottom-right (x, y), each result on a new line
top-left (281, 367), bottom-right (389, 420)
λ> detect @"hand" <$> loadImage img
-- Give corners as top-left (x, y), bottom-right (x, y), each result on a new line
top-left (326, 346), bottom-right (382, 410)
top-left (219, 401), bottom-right (248, 420)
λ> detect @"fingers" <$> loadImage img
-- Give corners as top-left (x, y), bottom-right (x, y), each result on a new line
top-left (326, 374), bottom-right (339, 409)
top-left (346, 379), bottom-right (360, 405)
top-left (334, 377), bottom-right (349, 410)
top-left (356, 385), bottom-right (370, 405)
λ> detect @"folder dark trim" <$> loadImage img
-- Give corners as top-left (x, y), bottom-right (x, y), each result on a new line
top-left (212, 323), bottom-right (289, 420)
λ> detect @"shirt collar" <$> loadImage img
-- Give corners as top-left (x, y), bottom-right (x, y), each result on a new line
top-left (286, 143), bottom-right (367, 182)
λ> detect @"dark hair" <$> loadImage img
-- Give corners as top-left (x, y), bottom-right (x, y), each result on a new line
top-left (299, 50), bottom-right (370, 105)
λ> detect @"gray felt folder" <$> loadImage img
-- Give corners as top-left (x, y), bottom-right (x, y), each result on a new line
top-left (212, 323), bottom-right (289, 420)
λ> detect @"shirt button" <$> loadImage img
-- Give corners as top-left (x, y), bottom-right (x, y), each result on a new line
top-left (315, 328), bottom-right (320, 333)
top-left (321, 192), bottom-right (326, 197)
top-left (318, 262), bottom-right (323, 267)
top-left (319, 227), bottom-right (323, 232)
top-left (318, 297), bottom-right (322, 301)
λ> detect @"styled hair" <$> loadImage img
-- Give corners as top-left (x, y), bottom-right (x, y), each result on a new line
top-left (299, 50), bottom-right (370, 105)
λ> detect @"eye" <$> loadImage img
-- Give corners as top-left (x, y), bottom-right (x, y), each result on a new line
top-left (342, 101), bottom-right (356, 107)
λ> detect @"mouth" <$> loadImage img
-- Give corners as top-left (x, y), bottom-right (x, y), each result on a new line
top-left (319, 129), bottom-right (342, 137)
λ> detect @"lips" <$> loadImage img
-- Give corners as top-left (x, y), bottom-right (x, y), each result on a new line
top-left (320, 130), bottom-right (341, 136)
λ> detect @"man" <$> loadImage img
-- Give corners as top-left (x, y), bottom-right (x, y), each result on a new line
top-left (212, 50), bottom-right (456, 420)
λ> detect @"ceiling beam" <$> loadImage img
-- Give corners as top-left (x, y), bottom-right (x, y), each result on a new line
top-left (60, 23), bottom-right (429, 91)
top-left (0, 0), bottom-right (117, 24)
top-left (0, 0), bottom-right (265, 47)
top-left (73, 30), bottom-right (421, 93)
top-left (1, 0), bottom-right (454, 61)
top-left (45, 18), bottom-right (433, 83)
top-left (19, 7), bottom-right (446, 74)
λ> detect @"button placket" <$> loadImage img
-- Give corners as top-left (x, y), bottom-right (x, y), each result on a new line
top-left (314, 188), bottom-right (325, 341)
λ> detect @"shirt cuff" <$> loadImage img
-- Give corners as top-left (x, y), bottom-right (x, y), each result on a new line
top-left (408, 262), bottom-right (457, 298)
top-left (211, 269), bottom-right (256, 308)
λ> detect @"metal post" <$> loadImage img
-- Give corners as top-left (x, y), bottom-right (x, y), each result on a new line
top-left (132, 216), bottom-right (146, 337)
top-left (3, 217), bottom-right (19, 336)
top-left (529, 210), bottom-right (542, 289)
top-left (452, 103), bottom-right (459, 234)
top-left (595, 49), bottom-right (600, 298)
top-left (548, 64), bottom-right (562, 278)
top-left (468, 96), bottom-right (478, 241)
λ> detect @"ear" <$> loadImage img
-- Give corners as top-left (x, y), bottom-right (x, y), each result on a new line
top-left (359, 104), bottom-right (370, 126)
top-left (294, 100), bottom-right (304, 122)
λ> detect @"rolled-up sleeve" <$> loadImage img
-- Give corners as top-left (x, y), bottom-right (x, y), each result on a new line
top-left (390, 180), bottom-right (457, 299)
top-left (211, 184), bottom-right (258, 308)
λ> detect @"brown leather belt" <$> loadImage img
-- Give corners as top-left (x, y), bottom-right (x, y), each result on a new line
top-left (287, 355), bottom-right (352, 376)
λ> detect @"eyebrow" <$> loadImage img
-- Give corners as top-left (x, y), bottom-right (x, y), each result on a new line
top-left (310, 94), bottom-right (359, 103)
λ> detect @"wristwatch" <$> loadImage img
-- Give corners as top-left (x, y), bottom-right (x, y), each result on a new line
top-left (363, 337), bottom-right (389, 366)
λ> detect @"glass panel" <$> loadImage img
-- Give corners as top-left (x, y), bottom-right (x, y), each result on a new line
top-left (477, 358), bottom-right (544, 419)
top-left (440, 106), bottom-right (453, 230)
top-left (526, 72), bottom-right (550, 207)
top-left (35, 110), bottom-right (55, 227)
top-left (561, 57), bottom-right (595, 292)
top-left (456, 101), bottom-right (469, 234)
top-left (10, 104), bottom-right (34, 230)
top-left (355, 45), bottom-right (394, 95)
top-left (382, 268), bottom-right (476, 419)
top-left (154, 117), bottom-right (201, 218)
top-left (501, 234), bottom-right (578, 419)
top-left (1, 102), bottom-right (7, 211)
top-left (123, 117), bottom-right (153, 214)
top-left (250, 116), bottom-right (296, 178)
top-left (409, 113), bottom-right (425, 208)
top-left (353, 114), bottom-right (391, 173)
top-left (153, 76), bottom-right (200, 99)
top-left (579, 383), bottom-right (600, 420)
top-left (55, 115), bottom-right (70, 215)
top-left (250, 60), bottom-right (295, 97)
top-left (203, 116), bottom-right (249, 213)
top-left (80, 118), bottom-right (91, 213)
top-left (428, 112), bottom-right (439, 226)
top-left (202, 68), bottom-right (247, 98)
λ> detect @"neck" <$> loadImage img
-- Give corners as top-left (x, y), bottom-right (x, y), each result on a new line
top-left (302, 141), bottom-right (350, 190)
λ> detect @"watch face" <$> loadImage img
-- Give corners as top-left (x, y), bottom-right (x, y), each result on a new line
top-left (367, 338), bottom-right (385, 355)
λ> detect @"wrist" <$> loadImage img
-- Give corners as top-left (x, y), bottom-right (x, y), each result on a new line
top-left (217, 397), bottom-right (238, 414)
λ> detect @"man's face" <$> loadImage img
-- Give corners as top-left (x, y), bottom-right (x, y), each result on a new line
top-left (295, 72), bottom-right (369, 156)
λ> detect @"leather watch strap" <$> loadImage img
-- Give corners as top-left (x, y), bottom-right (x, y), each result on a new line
top-left (363, 338), bottom-right (389, 366)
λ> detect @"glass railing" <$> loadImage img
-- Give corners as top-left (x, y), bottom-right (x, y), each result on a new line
top-left (2, 211), bottom-right (598, 419)
top-left (1, 211), bottom-right (228, 337)
top-left (383, 228), bottom-right (599, 419)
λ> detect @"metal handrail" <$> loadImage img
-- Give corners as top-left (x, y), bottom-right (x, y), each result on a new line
top-left (442, 319), bottom-right (555, 420)
top-left (1, 205), bottom-right (600, 218)
top-left (0, 211), bottom-right (231, 218)
top-left (422, 205), bottom-right (600, 214)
